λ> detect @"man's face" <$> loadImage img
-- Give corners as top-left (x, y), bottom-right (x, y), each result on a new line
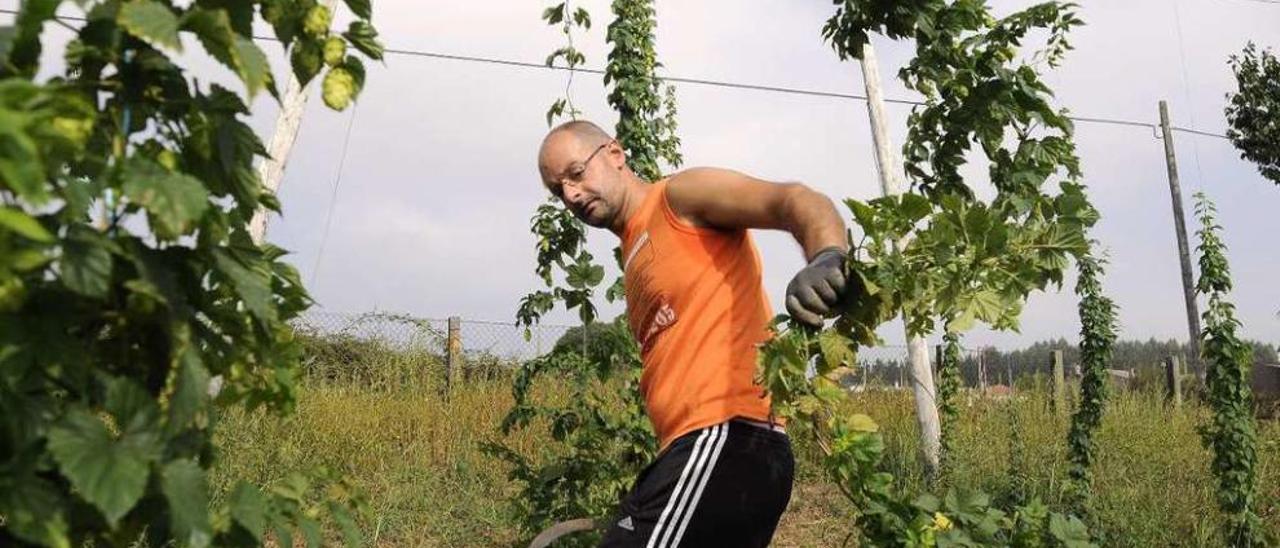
top-left (539, 133), bottom-right (622, 229)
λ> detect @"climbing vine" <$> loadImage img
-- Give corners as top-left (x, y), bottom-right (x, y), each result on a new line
top-left (1065, 250), bottom-right (1118, 518)
top-left (0, 0), bottom-right (381, 545)
top-left (498, 1), bottom-right (679, 543)
top-left (605, 0), bottom-right (681, 181)
top-left (1194, 192), bottom-right (1270, 547)
top-left (936, 331), bottom-right (963, 476)
top-left (753, 0), bottom-right (1114, 544)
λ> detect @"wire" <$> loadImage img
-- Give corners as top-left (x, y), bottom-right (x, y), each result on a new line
top-left (0, 6), bottom-right (1231, 141)
top-left (1171, 0), bottom-right (1210, 193)
top-left (309, 102), bottom-right (359, 288)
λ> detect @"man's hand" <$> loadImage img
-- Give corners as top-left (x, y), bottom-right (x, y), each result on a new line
top-left (785, 247), bottom-right (848, 328)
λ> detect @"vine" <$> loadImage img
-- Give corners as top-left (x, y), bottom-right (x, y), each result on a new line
top-left (497, 2), bottom-right (679, 544)
top-left (936, 331), bottom-right (963, 477)
top-left (1065, 250), bottom-right (1118, 518)
top-left (604, 0), bottom-right (681, 181)
top-left (754, 0), bottom-right (1115, 544)
top-left (1194, 192), bottom-right (1270, 547)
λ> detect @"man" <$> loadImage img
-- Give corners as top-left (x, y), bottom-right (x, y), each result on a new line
top-left (537, 120), bottom-right (850, 548)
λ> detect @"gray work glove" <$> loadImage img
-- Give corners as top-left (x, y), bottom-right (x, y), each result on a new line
top-left (785, 247), bottom-right (848, 328)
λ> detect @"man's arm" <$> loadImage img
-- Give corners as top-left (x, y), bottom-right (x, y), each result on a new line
top-left (665, 167), bottom-right (847, 260)
top-left (666, 167), bottom-right (850, 327)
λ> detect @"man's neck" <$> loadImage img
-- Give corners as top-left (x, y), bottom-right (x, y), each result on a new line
top-left (609, 174), bottom-right (653, 236)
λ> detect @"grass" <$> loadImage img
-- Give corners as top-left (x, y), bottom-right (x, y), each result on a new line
top-left (210, 363), bottom-right (1280, 547)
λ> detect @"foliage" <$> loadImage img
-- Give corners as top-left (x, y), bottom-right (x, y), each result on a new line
top-left (0, 0), bottom-right (381, 546)
top-left (1225, 42), bottom-right (1280, 187)
top-left (1194, 192), bottom-right (1271, 547)
top-left (605, 0), bottom-right (681, 181)
top-left (753, 0), bottom-right (1114, 544)
top-left (759, 321), bottom-right (1095, 547)
top-left (540, 0), bottom-right (591, 126)
top-left (484, 316), bottom-right (654, 547)
top-left (498, 3), bottom-right (681, 543)
top-left (826, 0), bottom-right (1094, 340)
top-left (936, 332), bottom-right (962, 476)
top-left (1065, 251), bottom-right (1118, 517)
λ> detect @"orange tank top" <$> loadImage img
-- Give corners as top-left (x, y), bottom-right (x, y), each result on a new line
top-left (620, 179), bottom-right (780, 451)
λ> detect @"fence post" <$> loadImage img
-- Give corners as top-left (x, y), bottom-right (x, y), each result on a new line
top-left (978, 349), bottom-right (988, 391)
top-left (1166, 354), bottom-right (1183, 408)
top-left (446, 316), bottom-right (461, 396)
top-left (1052, 350), bottom-right (1066, 413)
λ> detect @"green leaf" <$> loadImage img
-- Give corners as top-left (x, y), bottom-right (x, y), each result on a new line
top-left (343, 20), bottom-right (383, 60)
top-left (7, 0), bottom-right (61, 77)
top-left (899, 193), bottom-right (932, 223)
top-left (232, 37), bottom-right (272, 97)
top-left (230, 482), bottom-right (268, 541)
top-left (0, 206), bottom-right (53, 242)
top-left (328, 501), bottom-right (362, 547)
top-left (321, 66), bottom-right (356, 110)
top-left (0, 474), bottom-right (70, 548)
top-left (0, 111), bottom-right (48, 203)
top-left (343, 0), bottom-right (372, 20)
top-left (290, 39), bottom-right (324, 87)
top-left (47, 408), bottom-right (161, 526)
top-left (298, 515), bottom-right (323, 547)
top-left (167, 346), bottom-right (209, 434)
top-left (182, 8), bottom-right (236, 70)
top-left (60, 228), bottom-right (113, 298)
top-left (160, 459), bottom-right (212, 548)
top-left (118, 0), bottom-right (182, 52)
top-left (105, 376), bottom-right (160, 434)
top-left (121, 157), bottom-right (210, 240)
top-left (343, 55), bottom-right (366, 92)
top-left (213, 248), bottom-right (275, 325)
top-left (817, 329), bottom-right (856, 373)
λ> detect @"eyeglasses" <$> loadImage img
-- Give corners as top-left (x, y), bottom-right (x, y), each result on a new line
top-left (548, 141), bottom-right (611, 198)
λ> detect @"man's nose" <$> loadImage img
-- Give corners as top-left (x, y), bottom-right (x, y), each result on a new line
top-left (563, 184), bottom-right (587, 205)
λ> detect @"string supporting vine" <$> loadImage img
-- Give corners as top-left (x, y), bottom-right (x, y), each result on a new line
top-left (936, 331), bottom-right (963, 477)
top-left (753, 0), bottom-right (1116, 544)
top-left (1065, 249), bottom-right (1118, 519)
top-left (1194, 192), bottom-right (1270, 547)
top-left (496, 2), bottom-right (680, 544)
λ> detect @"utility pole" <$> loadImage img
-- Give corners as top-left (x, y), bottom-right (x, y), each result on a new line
top-left (1158, 100), bottom-right (1203, 378)
top-left (249, 0), bottom-right (340, 245)
top-left (859, 43), bottom-right (942, 479)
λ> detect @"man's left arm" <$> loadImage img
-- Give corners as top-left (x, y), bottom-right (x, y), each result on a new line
top-left (666, 167), bottom-right (850, 327)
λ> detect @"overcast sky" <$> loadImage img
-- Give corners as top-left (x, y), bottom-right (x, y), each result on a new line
top-left (9, 0), bottom-right (1280, 349)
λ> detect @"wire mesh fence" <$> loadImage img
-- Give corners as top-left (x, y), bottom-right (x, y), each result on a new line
top-left (290, 311), bottom-right (1115, 394)
top-left (292, 310), bottom-right (576, 364)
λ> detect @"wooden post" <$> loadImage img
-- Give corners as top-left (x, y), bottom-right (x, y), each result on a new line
top-left (1166, 354), bottom-right (1183, 408)
top-left (978, 349), bottom-right (988, 391)
top-left (446, 316), bottom-right (461, 395)
top-left (1052, 350), bottom-right (1066, 413)
top-left (249, 0), bottom-right (340, 244)
top-left (860, 42), bottom-right (941, 479)
top-left (1158, 101), bottom-right (1203, 379)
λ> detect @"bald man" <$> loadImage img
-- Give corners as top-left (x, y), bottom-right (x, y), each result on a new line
top-left (537, 120), bottom-right (850, 548)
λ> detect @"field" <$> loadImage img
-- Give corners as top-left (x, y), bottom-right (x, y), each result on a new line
top-left (209, 345), bottom-right (1280, 547)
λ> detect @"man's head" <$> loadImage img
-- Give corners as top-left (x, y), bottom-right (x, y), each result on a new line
top-left (538, 120), bottom-right (630, 229)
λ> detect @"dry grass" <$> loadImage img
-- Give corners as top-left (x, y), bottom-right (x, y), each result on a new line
top-left (211, 371), bottom-right (1280, 547)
